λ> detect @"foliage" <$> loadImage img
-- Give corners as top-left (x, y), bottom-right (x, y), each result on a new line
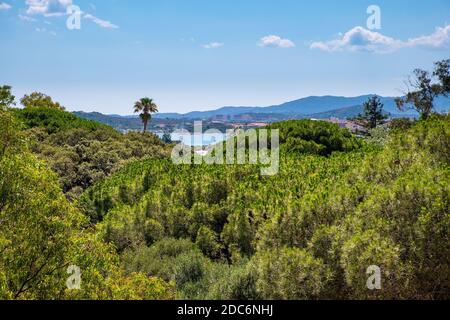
top-left (251, 247), bottom-right (332, 299)
top-left (20, 92), bottom-right (65, 110)
top-left (10, 107), bottom-right (170, 198)
top-left (82, 116), bottom-right (449, 299)
top-left (0, 85), bottom-right (15, 110)
top-left (396, 59), bottom-right (450, 120)
top-left (365, 125), bottom-right (391, 147)
top-left (0, 110), bottom-right (175, 299)
top-left (2, 89), bottom-right (449, 300)
top-left (352, 96), bottom-right (388, 130)
top-left (12, 107), bottom-right (110, 134)
top-left (162, 132), bottom-right (172, 144)
top-left (267, 119), bottom-right (362, 156)
top-left (122, 238), bottom-right (216, 299)
top-left (389, 118), bottom-right (415, 132)
top-left (134, 97), bottom-right (159, 133)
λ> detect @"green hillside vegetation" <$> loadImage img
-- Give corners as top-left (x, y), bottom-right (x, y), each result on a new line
top-left (0, 109), bottom-right (175, 299)
top-left (12, 107), bottom-right (110, 134)
top-left (268, 119), bottom-right (362, 155)
top-left (1, 82), bottom-right (449, 300)
top-left (11, 107), bottom-right (171, 199)
top-left (79, 115), bottom-right (449, 299)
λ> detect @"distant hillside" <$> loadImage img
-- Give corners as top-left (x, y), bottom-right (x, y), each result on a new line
top-left (152, 95), bottom-right (449, 119)
top-left (74, 111), bottom-right (142, 131)
top-left (74, 95), bottom-right (449, 131)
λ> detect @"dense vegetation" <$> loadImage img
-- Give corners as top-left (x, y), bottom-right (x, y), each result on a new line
top-left (0, 109), bottom-right (175, 299)
top-left (79, 115), bottom-right (449, 299)
top-left (0, 80), bottom-right (449, 300)
top-left (11, 107), bottom-right (170, 199)
top-left (268, 119), bottom-right (362, 155)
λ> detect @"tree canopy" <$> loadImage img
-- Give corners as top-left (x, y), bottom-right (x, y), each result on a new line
top-left (396, 59), bottom-right (450, 119)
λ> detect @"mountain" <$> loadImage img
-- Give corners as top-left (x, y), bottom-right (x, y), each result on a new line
top-left (151, 95), bottom-right (448, 120)
top-left (75, 95), bottom-right (450, 128)
top-left (307, 105), bottom-right (366, 119)
top-left (73, 111), bottom-right (143, 131)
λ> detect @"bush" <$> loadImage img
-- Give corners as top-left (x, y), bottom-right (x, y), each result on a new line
top-left (268, 120), bottom-right (362, 156)
top-left (251, 247), bottom-right (332, 299)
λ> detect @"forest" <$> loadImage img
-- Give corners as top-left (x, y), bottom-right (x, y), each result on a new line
top-left (0, 60), bottom-right (449, 300)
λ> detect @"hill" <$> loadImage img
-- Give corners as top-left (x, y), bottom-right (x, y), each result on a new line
top-left (79, 116), bottom-right (449, 299)
top-left (149, 95), bottom-right (449, 119)
top-left (74, 95), bottom-right (449, 132)
top-left (11, 107), bottom-right (170, 198)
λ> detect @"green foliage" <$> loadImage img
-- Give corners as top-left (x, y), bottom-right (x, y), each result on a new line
top-left (268, 119), bottom-right (362, 156)
top-left (12, 107), bottom-right (110, 134)
top-left (389, 118), bottom-right (415, 131)
top-left (20, 92), bottom-right (65, 110)
top-left (2, 95), bottom-right (449, 300)
top-left (0, 85), bottom-right (15, 109)
top-left (122, 238), bottom-right (215, 299)
top-left (162, 132), bottom-right (172, 144)
top-left (396, 59), bottom-right (450, 120)
top-left (0, 110), bottom-right (24, 156)
top-left (82, 116), bottom-right (449, 299)
top-left (366, 125), bottom-right (391, 147)
top-left (134, 97), bottom-right (159, 133)
top-left (0, 109), bottom-right (176, 300)
top-left (251, 247), bottom-right (332, 299)
top-left (352, 96), bottom-right (388, 130)
top-left (10, 107), bottom-right (170, 198)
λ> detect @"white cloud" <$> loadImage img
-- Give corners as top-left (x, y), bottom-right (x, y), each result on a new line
top-left (258, 35), bottom-right (295, 48)
top-left (26, 0), bottom-right (72, 17)
top-left (406, 24), bottom-right (450, 49)
top-left (19, 14), bottom-right (37, 22)
top-left (0, 2), bottom-right (12, 10)
top-left (24, 0), bottom-right (119, 29)
top-left (34, 26), bottom-right (56, 35)
top-left (84, 13), bottom-right (118, 29)
top-left (311, 24), bottom-right (450, 53)
top-left (202, 42), bottom-right (224, 49)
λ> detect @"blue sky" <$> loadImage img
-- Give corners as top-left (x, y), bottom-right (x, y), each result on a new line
top-left (1, 0), bottom-right (449, 114)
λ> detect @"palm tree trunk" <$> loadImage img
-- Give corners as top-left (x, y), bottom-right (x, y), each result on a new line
top-left (143, 120), bottom-right (148, 133)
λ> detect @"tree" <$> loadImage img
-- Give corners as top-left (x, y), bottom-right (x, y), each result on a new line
top-left (134, 98), bottom-right (159, 133)
top-left (0, 109), bottom-right (176, 300)
top-left (433, 59), bottom-right (450, 95)
top-left (353, 96), bottom-right (388, 130)
top-left (396, 59), bottom-right (450, 120)
top-left (21, 92), bottom-right (65, 110)
top-left (0, 85), bottom-right (15, 110)
top-left (251, 247), bottom-right (331, 299)
top-left (162, 132), bottom-right (172, 144)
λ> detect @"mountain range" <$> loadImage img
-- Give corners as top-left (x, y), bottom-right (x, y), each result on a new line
top-left (74, 95), bottom-right (450, 130)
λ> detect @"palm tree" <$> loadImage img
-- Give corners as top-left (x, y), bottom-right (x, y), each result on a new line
top-left (133, 97), bottom-right (158, 133)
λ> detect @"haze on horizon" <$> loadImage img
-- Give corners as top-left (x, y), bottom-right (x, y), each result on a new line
top-left (1, 0), bottom-right (449, 115)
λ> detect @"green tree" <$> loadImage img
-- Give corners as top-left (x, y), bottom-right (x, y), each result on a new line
top-left (162, 132), bottom-right (172, 144)
top-left (0, 110), bottom-right (176, 300)
top-left (0, 85), bottom-right (15, 110)
top-left (353, 96), bottom-right (388, 130)
top-left (251, 248), bottom-right (332, 299)
top-left (134, 98), bottom-right (159, 133)
top-left (21, 92), bottom-right (65, 110)
top-left (396, 59), bottom-right (450, 120)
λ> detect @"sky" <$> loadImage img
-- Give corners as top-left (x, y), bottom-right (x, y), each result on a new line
top-left (1, 0), bottom-right (449, 115)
